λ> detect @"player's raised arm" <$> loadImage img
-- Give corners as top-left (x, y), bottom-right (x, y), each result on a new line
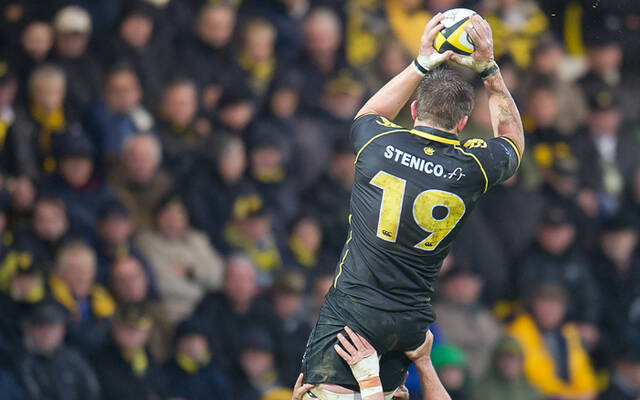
top-left (449, 15), bottom-right (524, 156)
top-left (354, 13), bottom-right (454, 120)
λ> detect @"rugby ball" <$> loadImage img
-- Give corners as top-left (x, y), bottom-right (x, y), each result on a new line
top-left (433, 8), bottom-right (477, 56)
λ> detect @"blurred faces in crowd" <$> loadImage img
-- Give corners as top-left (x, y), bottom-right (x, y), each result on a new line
top-left (104, 67), bottom-right (142, 115)
top-left (29, 65), bottom-right (66, 111)
top-left (55, 241), bottom-right (97, 299)
top-left (110, 256), bottom-right (149, 303)
top-left (24, 302), bottom-right (67, 355)
top-left (33, 196), bottom-right (68, 242)
top-left (223, 254), bottom-right (258, 314)
top-left (53, 6), bottom-right (92, 59)
top-left (160, 80), bottom-right (198, 128)
top-left (197, 4), bottom-right (236, 49)
top-left (21, 21), bottom-right (53, 62)
top-left (217, 135), bottom-right (246, 184)
top-left (155, 199), bottom-right (189, 241)
top-left (530, 283), bottom-right (568, 331)
top-left (303, 8), bottom-right (341, 71)
top-left (123, 134), bottom-right (161, 184)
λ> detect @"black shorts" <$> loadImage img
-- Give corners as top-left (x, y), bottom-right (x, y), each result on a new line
top-left (301, 287), bottom-right (434, 392)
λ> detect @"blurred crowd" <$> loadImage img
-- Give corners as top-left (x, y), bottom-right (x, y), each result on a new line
top-left (0, 0), bottom-right (638, 399)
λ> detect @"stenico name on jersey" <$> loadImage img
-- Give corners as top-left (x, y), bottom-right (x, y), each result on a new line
top-left (384, 145), bottom-right (446, 177)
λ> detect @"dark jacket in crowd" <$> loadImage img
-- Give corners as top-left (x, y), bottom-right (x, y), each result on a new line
top-left (164, 359), bottom-right (231, 400)
top-left (49, 50), bottom-right (103, 109)
top-left (179, 37), bottom-right (242, 88)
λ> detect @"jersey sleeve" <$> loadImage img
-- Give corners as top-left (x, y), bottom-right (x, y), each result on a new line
top-left (350, 113), bottom-right (406, 154)
top-left (460, 136), bottom-right (520, 192)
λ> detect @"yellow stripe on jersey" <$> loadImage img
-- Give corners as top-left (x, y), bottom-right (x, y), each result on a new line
top-left (354, 129), bottom-right (410, 164)
top-left (333, 228), bottom-right (353, 288)
top-left (454, 145), bottom-right (489, 193)
top-left (499, 136), bottom-right (522, 169)
top-left (410, 129), bottom-right (460, 146)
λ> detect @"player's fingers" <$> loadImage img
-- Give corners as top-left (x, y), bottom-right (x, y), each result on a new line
top-left (337, 333), bottom-right (357, 356)
top-left (423, 12), bottom-right (444, 34)
top-left (464, 23), bottom-right (482, 45)
top-left (344, 326), bottom-right (365, 350)
top-left (294, 373), bottom-right (304, 390)
top-left (334, 343), bottom-right (353, 364)
top-left (471, 15), bottom-right (490, 40)
top-left (425, 22), bottom-right (445, 45)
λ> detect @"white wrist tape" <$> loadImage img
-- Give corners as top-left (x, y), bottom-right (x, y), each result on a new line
top-left (361, 386), bottom-right (383, 398)
top-left (414, 52), bottom-right (450, 74)
top-left (349, 352), bottom-right (380, 381)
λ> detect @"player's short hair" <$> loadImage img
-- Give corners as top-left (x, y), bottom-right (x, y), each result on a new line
top-left (416, 67), bottom-right (474, 130)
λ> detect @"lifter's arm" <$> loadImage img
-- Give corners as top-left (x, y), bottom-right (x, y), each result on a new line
top-left (450, 15), bottom-right (524, 155)
top-left (355, 13), bottom-right (453, 120)
top-left (405, 331), bottom-right (451, 400)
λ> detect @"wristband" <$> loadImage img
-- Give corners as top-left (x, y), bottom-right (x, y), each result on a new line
top-left (479, 62), bottom-right (499, 80)
top-left (413, 59), bottom-right (429, 76)
top-left (349, 352), bottom-right (380, 381)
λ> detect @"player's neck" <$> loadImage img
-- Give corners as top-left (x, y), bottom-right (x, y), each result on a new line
top-left (414, 119), bottom-right (460, 136)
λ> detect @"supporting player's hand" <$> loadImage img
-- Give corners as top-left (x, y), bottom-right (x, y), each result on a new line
top-left (392, 372), bottom-right (410, 400)
top-left (404, 329), bottom-right (434, 362)
top-left (334, 326), bottom-right (380, 381)
top-left (416, 13), bottom-right (454, 72)
top-left (291, 373), bottom-right (314, 400)
top-left (449, 14), bottom-right (496, 74)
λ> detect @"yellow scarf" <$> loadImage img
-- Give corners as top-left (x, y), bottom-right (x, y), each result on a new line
top-left (252, 166), bottom-right (286, 183)
top-left (176, 349), bottom-right (211, 374)
top-left (123, 348), bottom-right (148, 377)
top-left (30, 103), bottom-right (66, 173)
top-left (238, 52), bottom-right (275, 95)
top-left (289, 236), bottom-right (317, 268)
top-left (49, 276), bottom-right (116, 320)
top-left (224, 224), bottom-right (282, 272)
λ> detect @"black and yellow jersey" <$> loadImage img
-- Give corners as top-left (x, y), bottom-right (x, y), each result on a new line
top-left (333, 113), bottom-right (520, 312)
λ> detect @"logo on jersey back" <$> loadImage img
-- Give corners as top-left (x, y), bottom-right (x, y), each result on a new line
top-left (424, 147), bottom-right (435, 156)
top-left (376, 116), bottom-right (402, 128)
top-left (463, 139), bottom-right (487, 149)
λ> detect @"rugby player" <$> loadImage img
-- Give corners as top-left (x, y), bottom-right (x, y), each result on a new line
top-left (300, 12), bottom-right (524, 400)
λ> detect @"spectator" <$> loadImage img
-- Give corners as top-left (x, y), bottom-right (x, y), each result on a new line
top-left (164, 318), bottom-right (231, 400)
top-left (110, 133), bottom-right (172, 230)
top-left (237, 18), bottom-right (278, 99)
top-left (283, 214), bottom-right (328, 280)
top-left (12, 21), bottom-right (53, 91)
top-left (193, 253), bottom-right (276, 370)
top-left (90, 304), bottom-right (168, 400)
top-left (305, 270), bottom-right (334, 326)
top-left (434, 264), bottom-right (502, 380)
top-left (109, 255), bottom-right (171, 363)
top-left (270, 271), bottom-right (311, 386)
top-left (5, 175), bottom-right (36, 230)
top-left (84, 64), bottom-right (153, 159)
top-left (136, 194), bottom-right (225, 323)
top-left (215, 84), bottom-right (256, 134)
top-left (508, 283), bottom-right (597, 400)
top-left (50, 6), bottom-right (103, 108)
top-left (16, 300), bottom-right (100, 400)
top-left (473, 336), bottom-right (542, 400)
top-left (0, 61), bottom-right (18, 171)
top-left (155, 79), bottom-right (208, 178)
top-left (430, 344), bottom-right (472, 400)
top-left (599, 342), bottom-right (640, 400)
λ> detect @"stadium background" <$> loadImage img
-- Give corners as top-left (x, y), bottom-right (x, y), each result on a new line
top-left (0, 0), bottom-right (638, 399)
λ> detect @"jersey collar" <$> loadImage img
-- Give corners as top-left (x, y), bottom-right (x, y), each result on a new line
top-left (411, 125), bottom-right (460, 145)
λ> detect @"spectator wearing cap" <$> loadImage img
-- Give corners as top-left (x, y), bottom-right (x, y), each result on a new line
top-left (517, 205), bottom-right (601, 330)
top-left (110, 133), bottom-right (172, 230)
top-left (571, 87), bottom-right (638, 217)
top-left (136, 193), bottom-right (224, 323)
top-left (40, 131), bottom-right (116, 235)
top-left (434, 263), bottom-right (502, 380)
top-left (48, 240), bottom-right (115, 353)
top-left (193, 254), bottom-right (276, 370)
top-left (90, 304), bottom-right (168, 400)
top-left (599, 341), bottom-right (640, 400)
top-left (269, 270), bottom-right (311, 386)
top-left (163, 318), bottom-right (231, 400)
top-left (50, 5), bottom-right (103, 109)
top-left (473, 336), bottom-right (542, 400)
top-left (302, 137), bottom-right (354, 255)
top-left (215, 84), bottom-right (256, 134)
top-left (182, 134), bottom-right (252, 248)
top-left (16, 300), bottom-right (100, 400)
top-left (591, 213), bottom-right (640, 343)
top-left (232, 328), bottom-right (291, 400)
top-left (109, 255), bottom-right (171, 363)
top-left (508, 283), bottom-right (597, 400)
top-left (84, 64), bottom-right (153, 158)
top-left (101, 3), bottom-right (174, 111)
top-left (236, 18), bottom-right (278, 100)
top-left (4, 64), bottom-right (78, 179)
top-left (155, 78), bottom-right (209, 179)
top-left (94, 200), bottom-right (156, 290)
top-left (430, 344), bottom-right (472, 400)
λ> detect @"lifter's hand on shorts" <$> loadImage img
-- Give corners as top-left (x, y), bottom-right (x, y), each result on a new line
top-left (335, 326), bottom-right (384, 399)
top-left (415, 13), bottom-right (454, 73)
top-left (449, 14), bottom-right (496, 74)
top-left (291, 373), bottom-right (314, 400)
top-left (404, 329), bottom-right (435, 362)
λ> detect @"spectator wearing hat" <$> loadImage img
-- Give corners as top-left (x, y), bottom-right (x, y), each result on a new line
top-left (508, 283), bottom-right (597, 400)
top-left (434, 263), bottom-right (502, 380)
top-left (4, 64), bottom-right (78, 179)
top-left (575, 87), bottom-right (638, 216)
top-left (269, 270), bottom-right (311, 386)
top-left (599, 341), bottom-right (640, 400)
top-left (136, 193), bottom-right (224, 323)
top-left (101, 2), bottom-right (174, 111)
top-left (591, 213), bottom-right (640, 343)
top-left (517, 205), bottom-right (601, 330)
top-left (16, 300), bottom-right (100, 400)
top-left (193, 254), bottom-right (276, 371)
top-left (215, 84), bottom-right (256, 134)
top-left (430, 344), bottom-right (472, 400)
top-left (50, 5), bottom-right (103, 109)
top-left (84, 64), bottom-right (153, 158)
top-left (232, 328), bottom-right (291, 400)
top-left (40, 131), bottom-right (116, 235)
top-left (302, 137), bottom-right (354, 255)
top-left (90, 303), bottom-right (168, 400)
top-left (110, 133), bottom-right (172, 230)
top-left (236, 18), bottom-right (278, 100)
top-left (473, 336), bottom-right (542, 400)
top-left (163, 318), bottom-right (231, 400)
top-left (109, 255), bottom-right (171, 362)
top-left (48, 240), bottom-right (115, 353)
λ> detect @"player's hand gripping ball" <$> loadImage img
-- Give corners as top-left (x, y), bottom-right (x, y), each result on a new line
top-left (433, 8), bottom-right (477, 55)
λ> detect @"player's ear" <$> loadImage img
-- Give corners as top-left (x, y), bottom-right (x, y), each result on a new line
top-left (456, 115), bottom-right (469, 133)
top-left (410, 100), bottom-right (418, 121)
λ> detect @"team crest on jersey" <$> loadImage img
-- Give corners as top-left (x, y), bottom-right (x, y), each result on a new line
top-left (463, 139), bottom-right (487, 149)
top-left (424, 147), bottom-right (435, 156)
top-left (375, 116), bottom-right (402, 128)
